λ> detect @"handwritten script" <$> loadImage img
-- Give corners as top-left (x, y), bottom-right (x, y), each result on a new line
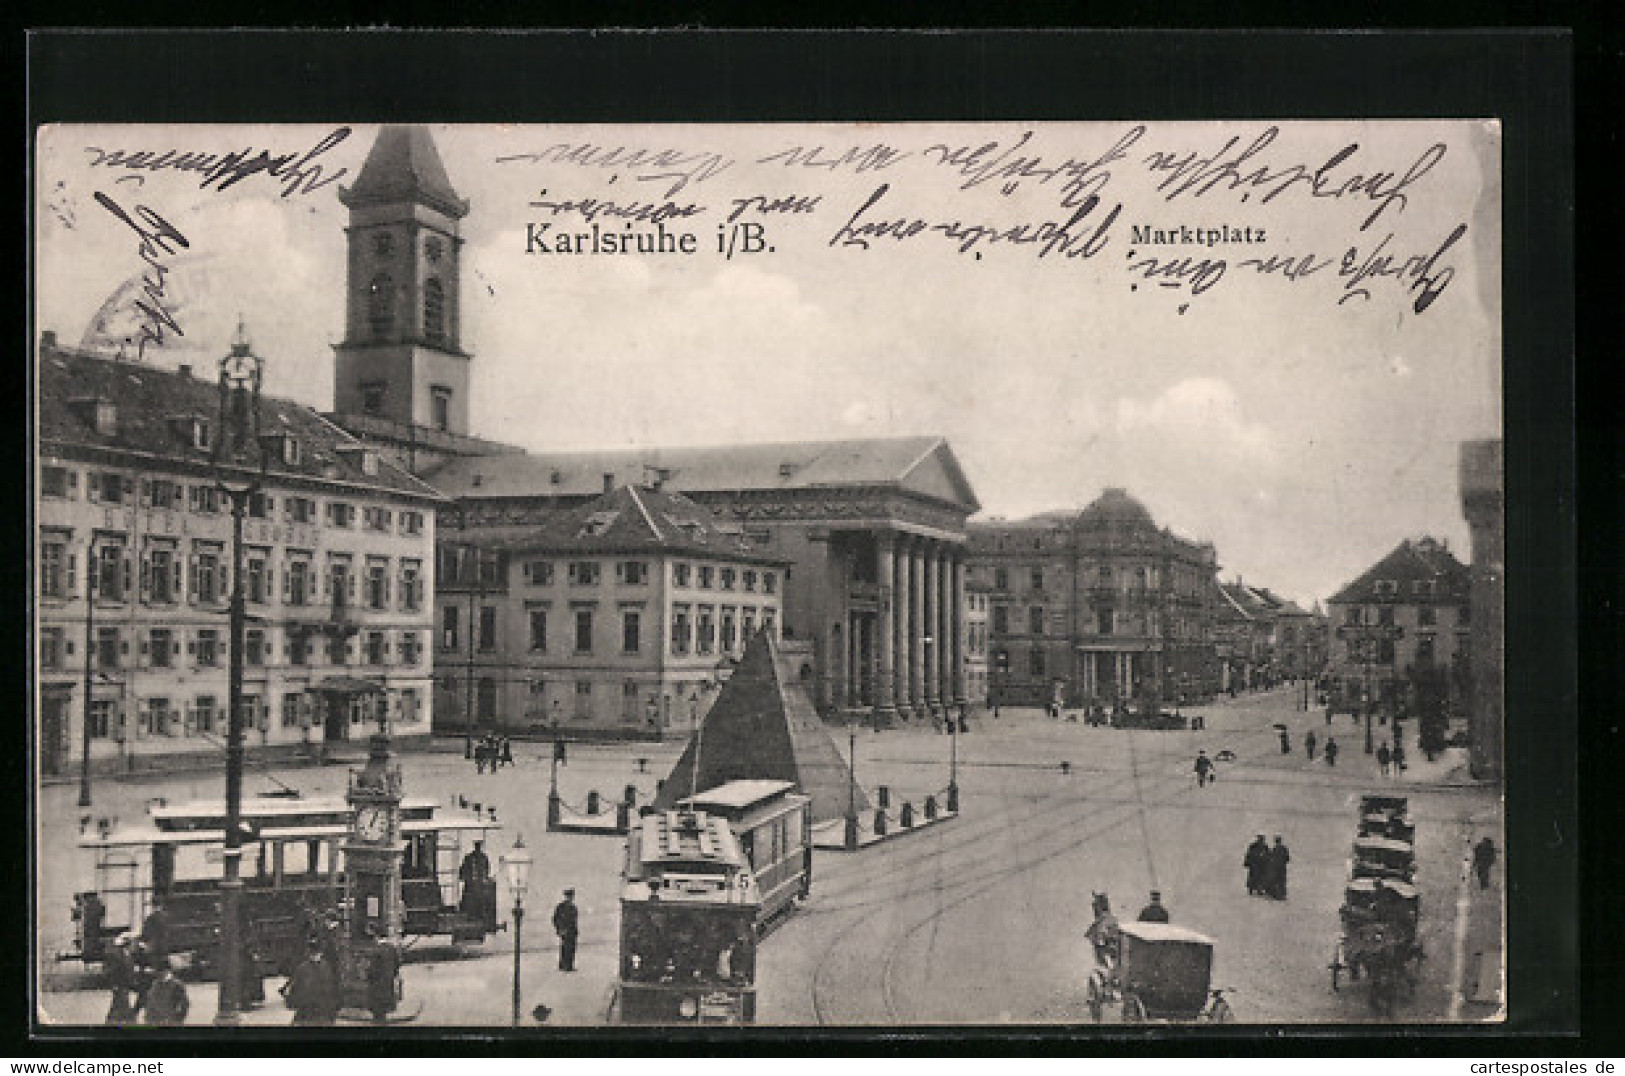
top-left (84, 127), bottom-right (352, 198)
top-left (94, 191), bottom-right (189, 358)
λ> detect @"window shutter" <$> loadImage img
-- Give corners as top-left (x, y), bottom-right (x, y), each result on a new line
top-left (383, 573), bottom-right (392, 605)
top-left (184, 707), bottom-right (196, 736)
top-left (66, 554), bottom-right (77, 594)
top-left (67, 471), bottom-right (78, 494)
top-left (282, 565), bottom-right (291, 601)
top-left (348, 573), bottom-right (357, 601)
top-left (135, 701), bottom-right (148, 739)
top-left (265, 566), bottom-right (275, 601)
top-left (121, 555), bottom-right (132, 596)
top-left (115, 708), bottom-right (128, 742)
top-left (139, 554), bottom-right (151, 601)
top-left (139, 633), bottom-right (149, 656)
top-left (170, 558), bottom-right (182, 598)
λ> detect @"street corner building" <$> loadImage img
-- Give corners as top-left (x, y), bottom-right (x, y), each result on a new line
top-left (34, 333), bottom-right (447, 780)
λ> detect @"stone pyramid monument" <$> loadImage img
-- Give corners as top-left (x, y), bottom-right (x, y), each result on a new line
top-left (654, 630), bottom-right (870, 823)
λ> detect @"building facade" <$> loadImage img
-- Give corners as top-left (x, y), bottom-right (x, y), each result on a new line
top-left (967, 489), bottom-right (1221, 708)
top-left (36, 338), bottom-right (445, 777)
top-left (963, 580), bottom-right (991, 707)
top-left (431, 484), bottom-right (786, 738)
top-left (1326, 536), bottom-right (1472, 715)
top-left (1459, 440), bottom-right (1504, 780)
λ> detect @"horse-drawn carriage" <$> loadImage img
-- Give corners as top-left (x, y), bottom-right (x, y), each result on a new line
top-left (1330, 877), bottom-right (1423, 1013)
top-left (1350, 836), bottom-right (1417, 883)
top-left (1357, 795), bottom-right (1414, 843)
top-left (1085, 901), bottom-right (1233, 1024)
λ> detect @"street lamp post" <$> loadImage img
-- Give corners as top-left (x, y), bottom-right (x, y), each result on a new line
top-left (500, 835), bottom-right (533, 1027)
top-left (78, 535), bottom-right (99, 808)
top-left (947, 713), bottom-right (959, 813)
top-left (213, 321), bottom-right (264, 1026)
top-left (844, 724), bottom-right (859, 851)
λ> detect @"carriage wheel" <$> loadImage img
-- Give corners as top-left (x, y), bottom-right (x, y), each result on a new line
top-left (1122, 994), bottom-right (1147, 1023)
top-left (1206, 997), bottom-right (1234, 1023)
top-left (1086, 978), bottom-right (1104, 1023)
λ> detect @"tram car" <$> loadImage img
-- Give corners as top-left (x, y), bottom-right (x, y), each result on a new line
top-left (1350, 835), bottom-right (1417, 883)
top-left (69, 796), bottom-right (501, 975)
top-left (618, 808), bottom-right (762, 1024)
top-left (676, 780), bottom-right (812, 929)
top-left (1330, 877), bottom-right (1424, 1011)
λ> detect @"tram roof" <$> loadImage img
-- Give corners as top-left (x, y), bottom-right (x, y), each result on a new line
top-left (680, 780), bottom-right (798, 811)
top-left (80, 810), bottom-right (498, 849)
top-left (147, 796), bottom-right (444, 825)
top-left (634, 810), bottom-right (749, 868)
top-left (1118, 922), bottom-right (1216, 946)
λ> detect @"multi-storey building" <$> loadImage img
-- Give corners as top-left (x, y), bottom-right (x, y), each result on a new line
top-left (35, 336), bottom-right (445, 777)
top-left (1459, 440), bottom-right (1503, 780)
top-left (963, 579), bottom-right (991, 707)
top-left (432, 484), bottom-right (787, 738)
top-left (1325, 536), bottom-right (1472, 714)
top-left (967, 488), bottom-right (1220, 707)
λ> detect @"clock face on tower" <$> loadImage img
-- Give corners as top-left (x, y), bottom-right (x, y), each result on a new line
top-left (355, 805), bottom-right (390, 842)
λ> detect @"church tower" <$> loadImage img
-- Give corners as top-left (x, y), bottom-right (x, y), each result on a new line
top-left (333, 125), bottom-right (472, 436)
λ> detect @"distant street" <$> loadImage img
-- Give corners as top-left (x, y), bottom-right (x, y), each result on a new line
top-left (37, 687), bottom-right (1500, 1027)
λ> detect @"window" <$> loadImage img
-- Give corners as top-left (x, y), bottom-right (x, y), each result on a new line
top-left (400, 510), bottom-right (424, 536)
top-left (248, 490), bottom-right (275, 519)
top-left (147, 698), bottom-right (173, 738)
top-left (743, 570), bottom-right (758, 592)
top-left (366, 559), bottom-right (389, 610)
top-left (399, 689), bottom-right (421, 725)
top-left (992, 606), bottom-right (1009, 635)
top-left (528, 609), bottom-right (548, 652)
top-left (285, 496), bottom-right (316, 524)
top-left (1031, 568), bottom-right (1044, 592)
top-left (1415, 637), bottom-right (1436, 666)
top-left (1029, 606), bottom-right (1044, 635)
top-left (194, 697), bottom-right (217, 736)
top-left (673, 563), bottom-right (691, 587)
top-left (697, 608), bottom-right (715, 655)
top-left (90, 700), bottom-right (115, 740)
top-left (477, 552), bottom-right (504, 589)
top-left (423, 278), bottom-right (446, 342)
top-left (478, 678), bottom-right (497, 722)
top-left (568, 561), bottom-right (601, 586)
top-left (41, 466), bottom-right (73, 498)
top-left (617, 561), bottom-right (649, 586)
top-left (196, 629), bottom-right (219, 667)
top-left (1378, 606), bottom-right (1395, 627)
top-left (91, 472), bottom-right (128, 505)
top-left (97, 543), bottom-right (129, 602)
top-left (431, 387), bottom-right (451, 432)
top-left (364, 507), bottom-right (394, 532)
top-left (698, 566), bottom-right (715, 589)
top-left (1418, 605), bottom-right (1436, 627)
top-left (246, 553), bottom-right (269, 604)
top-left (326, 502), bottom-right (355, 529)
top-left (147, 547), bottom-right (178, 604)
top-left (622, 681), bottom-right (642, 722)
top-left (1344, 605), bottom-right (1363, 625)
top-left (281, 696), bottom-right (303, 729)
top-left (1097, 609), bottom-right (1114, 635)
top-left (742, 608), bottom-right (756, 641)
top-left (720, 568), bottom-right (736, 590)
top-left (148, 629), bottom-right (173, 669)
top-left (399, 632), bottom-right (421, 667)
top-left (672, 607), bottom-right (691, 654)
top-left (328, 558), bottom-right (352, 609)
top-left (1377, 640), bottom-right (1396, 664)
top-left (622, 610), bottom-right (642, 654)
top-left (994, 567), bottom-right (1009, 590)
top-left (763, 571), bottom-right (777, 595)
top-left (287, 628), bottom-right (307, 666)
top-left (400, 560), bottom-right (422, 611)
top-left (286, 559), bottom-right (312, 606)
top-left (524, 560), bottom-right (555, 586)
top-left (1031, 649), bottom-right (1046, 677)
top-left (366, 631), bottom-right (386, 667)
top-left (368, 273), bottom-right (394, 336)
top-left (361, 381), bottom-right (387, 416)
top-left (721, 609), bottom-right (738, 653)
top-left (478, 606), bottom-right (497, 652)
top-left (246, 629), bottom-right (266, 666)
top-left (189, 485), bottom-right (221, 514)
top-left (39, 538), bottom-right (73, 599)
top-left (39, 627), bottom-right (65, 669)
top-left (442, 606), bottom-right (460, 650)
top-left (574, 610), bottom-right (594, 653)
top-left (574, 681), bottom-right (593, 719)
top-left (762, 611), bottom-right (777, 639)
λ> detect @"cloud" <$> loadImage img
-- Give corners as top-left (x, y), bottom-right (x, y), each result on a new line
top-left (1114, 377), bottom-right (1275, 464)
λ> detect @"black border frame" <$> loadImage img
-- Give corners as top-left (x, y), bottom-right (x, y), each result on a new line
top-left (20, 28), bottom-right (1579, 1055)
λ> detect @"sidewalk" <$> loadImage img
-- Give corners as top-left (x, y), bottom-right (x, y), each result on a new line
top-left (1457, 850), bottom-right (1506, 1020)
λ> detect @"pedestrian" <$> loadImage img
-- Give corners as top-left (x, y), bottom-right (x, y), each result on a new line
top-left (365, 927), bottom-right (401, 1023)
top-left (474, 738), bottom-right (487, 775)
top-left (1392, 743), bottom-right (1407, 772)
top-left (500, 736), bottom-right (514, 768)
top-left (553, 888), bottom-right (580, 972)
top-left (143, 958), bottom-right (188, 1026)
top-left (1266, 836), bottom-right (1291, 900)
top-left (1376, 742), bottom-right (1392, 777)
top-left (1136, 890), bottom-right (1171, 923)
top-left (459, 840), bottom-right (492, 922)
top-left (1324, 737), bottom-right (1339, 767)
top-left (553, 737), bottom-right (568, 768)
top-left (283, 942), bottom-right (341, 1025)
top-left (1305, 729), bottom-right (1318, 761)
top-left (1472, 837), bottom-right (1497, 889)
top-left (1244, 835), bottom-right (1269, 895)
top-left (1325, 706), bottom-right (1333, 726)
top-left (104, 933), bottom-right (140, 1026)
top-left (1279, 729), bottom-right (1291, 755)
top-left (139, 897), bottom-right (172, 964)
top-left (1193, 750), bottom-right (1213, 788)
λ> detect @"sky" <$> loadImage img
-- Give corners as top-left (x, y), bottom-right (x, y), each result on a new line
top-left (35, 121), bottom-right (1501, 608)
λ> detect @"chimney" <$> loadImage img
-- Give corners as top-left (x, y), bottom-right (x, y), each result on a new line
top-left (603, 472), bottom-right (615, 494)
top-left (40, 330), bottom-right (57, 351)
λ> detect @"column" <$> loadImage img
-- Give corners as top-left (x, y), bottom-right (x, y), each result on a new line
top-left (909, 539), bottom-right (926, 719)
top-left (894, 535), bottom-right (912, 718)
top-left (935, 546), bottom-right (951, 715)
top-left (875, 533), bottom-right (898, 725)
top-left (830, 619), bottom-right (846, 713)
top-left (952, 552), bottom-right (967, 706)
top-left (923, 544), bottom-right (940, 715)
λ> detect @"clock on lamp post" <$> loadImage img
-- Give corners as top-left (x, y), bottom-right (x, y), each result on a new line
top-left (342, 728), bottom-right (406, 1015)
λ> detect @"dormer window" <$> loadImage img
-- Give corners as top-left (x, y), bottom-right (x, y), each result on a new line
top-left (70, 397), bottom-right (118, 436)
top-left (778, 462), bottom-right (796, 478)
top-left (333, 443), bottom-right (377, 476)
top-left (260, 433), bottom-right (303, 466)
top-left (169, 415), bottom-right (211, 451)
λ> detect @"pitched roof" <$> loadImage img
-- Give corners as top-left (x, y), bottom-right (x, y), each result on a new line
top-left (339, 125), bottom-right (468, 219)
top-left (1328, 537), bottom-right (1470, 605)
top-left (486, 484), bottom-right (788, 564)
top-left (39, 344), bottom-right (444, 502)
top-left (422, 435), bottom-right (980, 511)
top-left (653, 631), bottom-right (870, 824)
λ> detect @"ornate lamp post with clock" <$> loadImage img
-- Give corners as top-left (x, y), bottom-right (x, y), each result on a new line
top-left (341, 718), bottom-right (406, 1019)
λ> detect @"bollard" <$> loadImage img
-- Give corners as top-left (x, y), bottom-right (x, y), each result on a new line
top-left (878, 785), bottom-right (891, 809)
top-left (624, 783), bottom-right (638, 807)
top-left (547, 791), bottom-right (561, 831)
top-left (616, 800), bottom-right (631, 832)
top-left (587, 789), bottom-right (601, 815)
top-left (1060, 760), bottom-right (1072, 775)
top-left (874, 808), bottom-right (888, 836)
top-left (924, 795), bottom-right (938, 821)
top-left (900, 802), bottom-right (915, 828)
top-left (947, 784), bottom-right (959, 813)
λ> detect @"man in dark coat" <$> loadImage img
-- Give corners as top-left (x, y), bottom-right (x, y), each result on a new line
top-left (552, 888), bottom-right (579, 972)
top-left (1243, 835), bottom-right (1270, 896)
top-left (1377, 741), bottom-right (1393, 777)
top-left (1193, 750), bottom-right (1214, 788)
top-left (1305, 730), bottom-right (1318, 761)
top-left (1324, 737), bottom-right (1339, 767)
top-left (1279, 729), bottom-right (1291, 754)
top-left (104, 934), bottom-right (140, 1025)
top-left (366, 930), bottom-right (401, 1022)
top-left (1136, 891), bottom-right (1171, 923)
top-left (142, 958), bottom-right (188, 1026)
top-left (284, 944), bottom-right (341, 1025)
top-left (1473, 837), bottom-right (1497, 889)
top-left (1266, 836), bottom-right (1292, 900)
top-left (139, 898), bottom-right (172, 963)
top-left (459, 841), bottom-right (492, 919)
